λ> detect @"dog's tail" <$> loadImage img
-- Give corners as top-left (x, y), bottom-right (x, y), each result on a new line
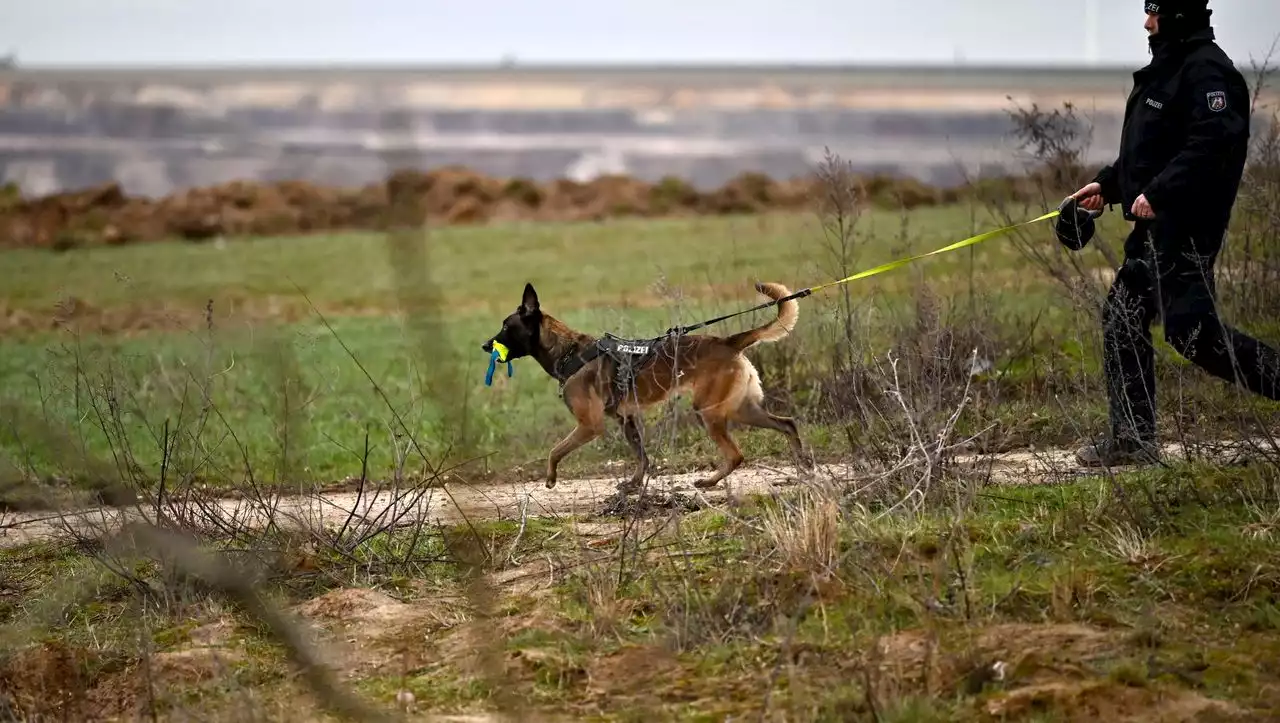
top-left (726, 282), bottom-right (800, 352)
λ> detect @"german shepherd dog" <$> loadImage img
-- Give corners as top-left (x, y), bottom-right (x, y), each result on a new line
top-left (482, 281), bottom-right (812, 492)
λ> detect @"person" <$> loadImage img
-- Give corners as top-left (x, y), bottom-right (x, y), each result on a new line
top-left (1067, 0), bottom-right (1280, 467)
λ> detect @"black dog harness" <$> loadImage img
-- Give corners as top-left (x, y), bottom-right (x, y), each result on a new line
top-left (553, 333), bottom-right (666, 408)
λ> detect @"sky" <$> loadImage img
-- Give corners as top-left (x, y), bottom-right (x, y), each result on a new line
top-left (2, 0), bottom-right (1278, 68)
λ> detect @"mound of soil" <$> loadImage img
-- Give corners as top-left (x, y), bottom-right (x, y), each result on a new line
top-left (292, 587), bottom-right (462, 679)
top-left (874, 623), bottom-right (1249, 722)
top-left (598, 490), bottom-right (705, 518)
top-left (0, 641), bottom-right (137, 720)
top-left (0, 166), bottom-right (1047, 251)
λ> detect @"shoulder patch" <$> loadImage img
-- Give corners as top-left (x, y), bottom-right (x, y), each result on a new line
top-left (1207, 90), bottom-right (1228, 112)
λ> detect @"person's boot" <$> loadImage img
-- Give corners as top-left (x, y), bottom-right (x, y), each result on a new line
top-left (1074, 435), bottom-right (1162, 468)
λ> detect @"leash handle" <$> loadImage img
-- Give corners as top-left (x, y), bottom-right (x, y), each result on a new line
top-left (1058, 194), bottom-right (1103, 220)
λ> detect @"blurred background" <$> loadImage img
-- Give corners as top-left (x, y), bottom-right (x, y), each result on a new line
top-left (2, 0), bottom-right (1276, 198)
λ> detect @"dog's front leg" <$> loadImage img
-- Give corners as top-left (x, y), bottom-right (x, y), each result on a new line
top-left (616, 414), bottom-right (648, 493)
top-left (545, 422), bottom-right (603, 489)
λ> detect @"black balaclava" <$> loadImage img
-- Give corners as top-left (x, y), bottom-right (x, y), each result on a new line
top-left (1145, 1), bottom-right (1213, 45)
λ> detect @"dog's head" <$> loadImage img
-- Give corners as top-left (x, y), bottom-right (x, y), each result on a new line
top-left (482, 282), bottom-right (542, 361)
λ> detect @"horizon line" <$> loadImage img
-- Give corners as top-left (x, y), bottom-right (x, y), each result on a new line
top-left (4, 59), bottom-right (1152, 73)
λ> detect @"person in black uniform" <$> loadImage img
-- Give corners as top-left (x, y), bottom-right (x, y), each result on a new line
top-left (1066, 0), bottom-right (1280, 466)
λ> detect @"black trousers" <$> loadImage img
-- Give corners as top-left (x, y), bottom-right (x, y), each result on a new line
top-left (1102, 219), bottom-right (1280, 442)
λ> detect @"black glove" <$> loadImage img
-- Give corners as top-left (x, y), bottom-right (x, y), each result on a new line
top-left (1054, 196), bottom-right (1101, 251)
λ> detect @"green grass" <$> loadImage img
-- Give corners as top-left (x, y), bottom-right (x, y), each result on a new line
top-left (6, 186), bottom-right (1280, 719)
top-left (5, 462), bottom-right (1278, 720)
top-left (0, 202), bottom-right (1245, 499)
top-left (523, 465), bottom-right (1280, 719)
top-left (2, 205), bottom-right (1116, 312)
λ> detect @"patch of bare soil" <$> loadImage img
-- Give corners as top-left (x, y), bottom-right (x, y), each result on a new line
top-left (144, 616), bottom-right (249, 692)
top-left (149, 646), bottom-right (248, 687)
top-left (875, 623), bottom-right (1112, 692)
top-left (597, 489), bottom-right (705, 518)
top-left (187, 616), bottom-right (239, 647)
top-left (582, 644), bottom-right (683, 708)
top-left (0, 297), bottom-right (201, 337)
top-left (983, 681), bottom-right (1247, 722)
top-left (874, 623), bottom-right (1249, 722)
top-left (293, 587), bottom-right (468, 680)
top-left (0, 611), bottom-right (263, 720)
top-left (0, 640), bottom-right (140, 721)
top-left (489, 557), bottom-right (559, 600)
top-left (0, 294), bottom-right (401, 338)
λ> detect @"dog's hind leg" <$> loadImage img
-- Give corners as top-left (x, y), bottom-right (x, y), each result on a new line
top-left (732, 399), bottom-right (814, 472)
top-left (693, 410), bottom-right (744, 490)
top-left (615, 413), bottom-right (648, 494)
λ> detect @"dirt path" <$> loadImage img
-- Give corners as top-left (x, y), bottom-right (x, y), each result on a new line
top-left (0, 437), bottom-right (1269, 549)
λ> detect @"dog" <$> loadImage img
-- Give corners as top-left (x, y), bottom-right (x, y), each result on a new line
top-left (482, 281), bottom-right (812, 492)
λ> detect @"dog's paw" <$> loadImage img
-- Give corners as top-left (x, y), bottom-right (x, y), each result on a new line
top-left (693, 478), bottom-right (720, 490)
top-left (544, 477), bottom-right (557, 490)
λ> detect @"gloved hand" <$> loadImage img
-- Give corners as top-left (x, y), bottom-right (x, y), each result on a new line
top-left (1054, 195), bottom-right (1103, 251)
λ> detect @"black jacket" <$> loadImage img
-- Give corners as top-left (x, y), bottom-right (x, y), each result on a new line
top-left (1093, 28), bottom-right (1251, 230)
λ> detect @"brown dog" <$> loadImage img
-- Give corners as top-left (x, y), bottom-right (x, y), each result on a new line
top-left (482, 281), bottom-right (811, 492)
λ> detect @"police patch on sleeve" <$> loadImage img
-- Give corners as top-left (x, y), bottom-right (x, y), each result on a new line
top-left (1207, 90), bottom-right (1228, 112)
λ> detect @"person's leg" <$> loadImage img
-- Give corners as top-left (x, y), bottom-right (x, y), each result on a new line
top-left (1077, 226), bottom-right (1162, 466)
top-left (1157, 224), bottom-right (1280, 401)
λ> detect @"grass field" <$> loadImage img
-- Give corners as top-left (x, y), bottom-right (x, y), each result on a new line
top-left (4, 461), bottom-right (1280, 720)
top-left (0, 201), bottom-right (1143, 497)
top-left (5, 174), bottom-right (1280, 720)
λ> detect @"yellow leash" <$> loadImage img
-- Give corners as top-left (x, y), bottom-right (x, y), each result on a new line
top-left (665, 208), bottom-right (1063, 336)
top-left (485, 208), bottom-right (1064, 382)
top-left (807, 209), bottom-right (1062, 291)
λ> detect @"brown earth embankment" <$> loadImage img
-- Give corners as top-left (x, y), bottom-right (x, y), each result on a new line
top-left (0, 167), bottom-right (1048, 251)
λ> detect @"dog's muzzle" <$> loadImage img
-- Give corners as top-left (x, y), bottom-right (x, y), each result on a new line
top-left (487, 340), bottom-right (510, 363)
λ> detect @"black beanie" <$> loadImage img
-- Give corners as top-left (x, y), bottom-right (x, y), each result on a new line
top-left (1144, 0), bottom-right (1208, 15)
top-left (1145, 1), bottom-right (1212, 39)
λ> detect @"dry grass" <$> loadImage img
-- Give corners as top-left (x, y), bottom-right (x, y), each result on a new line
top-left (4, 59), bottom-right (1280, 719)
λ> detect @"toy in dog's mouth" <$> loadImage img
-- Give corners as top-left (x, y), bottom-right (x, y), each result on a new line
top-left (484, 340), bottom-right (513, 387)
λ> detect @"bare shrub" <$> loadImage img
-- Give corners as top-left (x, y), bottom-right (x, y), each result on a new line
top-left (759, 486), bottom-right (842, 579)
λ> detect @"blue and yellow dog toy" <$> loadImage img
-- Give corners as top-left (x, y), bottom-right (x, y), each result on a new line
top-left (484, 340), bottom-right (514, 387)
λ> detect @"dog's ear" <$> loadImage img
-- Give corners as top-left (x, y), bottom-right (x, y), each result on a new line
top-left (521, 283), bottom-right (540, 316)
